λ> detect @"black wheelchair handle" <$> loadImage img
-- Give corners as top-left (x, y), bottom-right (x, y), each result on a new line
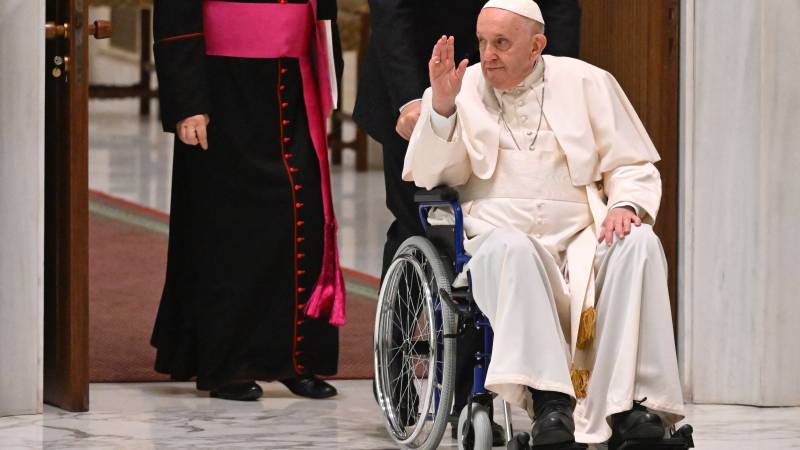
top-left (414, 186), bottom-right (460, 204)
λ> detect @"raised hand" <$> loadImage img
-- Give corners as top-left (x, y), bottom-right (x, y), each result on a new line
top-left (429, 35), bottom-right (469, 117)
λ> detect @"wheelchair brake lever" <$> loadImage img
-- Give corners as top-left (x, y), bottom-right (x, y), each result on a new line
top-left (439, 288), bottom-right (476, 339)
top-left (439, 288), bottom-right (473, 318)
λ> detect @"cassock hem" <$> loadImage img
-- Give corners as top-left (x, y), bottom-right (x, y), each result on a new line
top-left (487, 375), bottom-right (573, 395)
top-left (486, 374), bottom-right (575, 408)
top-left (602, 397), bottom-right (686, 419)
top-left (573, 431), bottom-right (611, 445)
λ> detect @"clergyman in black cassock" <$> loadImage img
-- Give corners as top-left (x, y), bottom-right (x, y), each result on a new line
top-left (150, 0), bottom-right (345, 401)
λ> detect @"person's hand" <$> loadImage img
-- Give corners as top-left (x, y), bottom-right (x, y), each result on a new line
top-left (176, 114), bottom-right (210, 150)
top-left (429, 35), bottom-right (469, 117)
top-left (598, 206), bottom-right (641, 245)
top-left (395, 100), bottom-right (421, 141)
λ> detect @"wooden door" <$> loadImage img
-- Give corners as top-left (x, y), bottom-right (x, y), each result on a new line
top-left (44, 0), bottom-right (111, 412)
top-left (579, 0), bottom-right (681, 322)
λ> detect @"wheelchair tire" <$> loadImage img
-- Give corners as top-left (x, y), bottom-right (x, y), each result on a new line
top-left (457, 403), bottom-right (493, 450)
top-left (374, 236), bottom-right (457, 450)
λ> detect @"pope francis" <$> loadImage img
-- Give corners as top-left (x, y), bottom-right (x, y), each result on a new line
top-left (401, 0), bottom-right (685, 446)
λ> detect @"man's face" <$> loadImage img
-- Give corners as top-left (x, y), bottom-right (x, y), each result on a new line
top-left (476, 8), bottom-right (546, 91)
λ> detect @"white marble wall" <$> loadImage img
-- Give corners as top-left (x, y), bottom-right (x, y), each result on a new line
top-left (0, 0), bottom-right (45, 416)
top-left (680, 0), bottom-right (800, 405)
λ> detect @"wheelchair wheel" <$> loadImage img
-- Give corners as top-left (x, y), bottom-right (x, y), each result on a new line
top-left (457, 403), bottom-right (493, 450)
top-left (374, 236), bottom-right (457, 450)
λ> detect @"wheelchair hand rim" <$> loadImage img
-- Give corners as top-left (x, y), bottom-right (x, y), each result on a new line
top-left (374, 254), bottom-right (443, 447)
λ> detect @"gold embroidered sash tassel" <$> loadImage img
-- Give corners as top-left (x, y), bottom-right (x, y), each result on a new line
top-left (570, 365), bottom-right (590, 399)
top-left (576, 306), bottom-right (596, 349)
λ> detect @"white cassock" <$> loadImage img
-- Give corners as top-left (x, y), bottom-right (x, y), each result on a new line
top-left (402, 55), bottom-right (685, 444)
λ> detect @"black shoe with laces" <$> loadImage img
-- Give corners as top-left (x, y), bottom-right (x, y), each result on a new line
top-left (609, 398), bottom-right (665, 443)
top-left (529, 389), bottom-right (576, 447)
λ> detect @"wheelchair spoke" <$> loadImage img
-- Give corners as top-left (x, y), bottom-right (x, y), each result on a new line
top-left (386, 347), bottom-right (403, 368)
top-left (390, 309), bottom-right (409, 340)
top-left (412, 356), bottom-right (430, 380)
top-left (402, 264), bottom-right (413, 310)
top-left (394, 266), bottom-right (411, 330)
top-left (411, 299), bottom-right (425, 332)
top-left (405, 277), bottom-right (420, 334)
top-left (402, 370), bottom-right (416, 420)
top-left (409, 340), bottom-right (431, 356)
top-left (396, 276), bottom-right (411, 330)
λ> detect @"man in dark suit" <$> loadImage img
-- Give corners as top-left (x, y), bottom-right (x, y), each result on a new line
top-left (353, 0), bottom-right (486, 279)
top-left (354, 0), bottom-right (581, 442)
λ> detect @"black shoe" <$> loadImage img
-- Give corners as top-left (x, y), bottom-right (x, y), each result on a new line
top-left (209, 381), bottom-right (263, 401)
top-left (609, 398), bottom-right (665, 442)
top-left (398, 402), bottom-right (418, 428)
top-left (491, 419), bottom-right (506, 446)
top-left (530, 389), bottom-right (575, 447)
top-left (395, 378), bottom-right (419, 427)
top-left (279, 375), bottom-right (338, 399)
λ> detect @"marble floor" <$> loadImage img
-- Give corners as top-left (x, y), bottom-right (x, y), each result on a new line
top-left (2, 380), bottom-right (800, 449)
top-left (6, 46), bottom-right (797, 450)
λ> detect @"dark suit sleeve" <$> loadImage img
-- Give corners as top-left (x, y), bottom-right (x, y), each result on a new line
top-left (538, 0), bottom-right (582, 58)
top-left (368, 0), bottom-right (428, 111)
top-left (318, 0), bottom-right (338, 20)
top-left (332, 22), bottom-right (345, 108)
top-left (153, 0), bottom-right (211, 133)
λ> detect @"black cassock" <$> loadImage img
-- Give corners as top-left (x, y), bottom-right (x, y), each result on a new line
top-left (151, 0), bottom-right (341, 390)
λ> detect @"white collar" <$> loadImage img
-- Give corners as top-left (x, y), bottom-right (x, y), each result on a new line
top-left (492, 56), bottom-right (545, 102)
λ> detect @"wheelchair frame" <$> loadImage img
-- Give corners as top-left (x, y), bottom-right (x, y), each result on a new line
top-left (374, 186), bottom-right (513, 450)
top-left (415, 189), bottom-right (515, 448)
top-left (377, 187), bottom-right (694, 450)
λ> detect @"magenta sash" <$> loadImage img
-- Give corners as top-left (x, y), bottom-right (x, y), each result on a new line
top-left (203, 0), bottom-right (346, 327)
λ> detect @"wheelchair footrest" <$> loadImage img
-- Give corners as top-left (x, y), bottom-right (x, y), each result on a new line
top-left (532, 443), bottom-right (588, 450)
top-left (615, 439), bottom-right (691, 450)
top-left (612, 425), bottom-right (694, 450)
top-left (506, 433), bottom-right (588, 450)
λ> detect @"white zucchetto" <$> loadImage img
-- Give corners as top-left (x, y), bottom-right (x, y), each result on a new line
top-left (482, 0), bottom-right (545, 24)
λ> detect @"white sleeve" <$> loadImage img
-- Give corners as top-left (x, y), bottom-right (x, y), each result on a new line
top-left (602, 162), bottom-right (662, 224)
top-left (402, 88), bottom-right (471, 189)
top-left (430, 108), bottom-right (457, 142)
top-left (399, 98), bottom-right (422, 113)
top-left (610, 201), bottom-right (641, 218)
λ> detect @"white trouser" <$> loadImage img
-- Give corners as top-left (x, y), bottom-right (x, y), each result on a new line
top-left (464, 224), bottom-right (684, 444)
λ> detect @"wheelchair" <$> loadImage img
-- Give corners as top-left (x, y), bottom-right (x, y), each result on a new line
top-left (374, 187), bottom-right (694, 450)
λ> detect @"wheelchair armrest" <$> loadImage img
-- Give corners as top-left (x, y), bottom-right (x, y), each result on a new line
top-left (414, 186), bottom-right (460, 204)
top-left (414, 186), bottom-right (470, 273)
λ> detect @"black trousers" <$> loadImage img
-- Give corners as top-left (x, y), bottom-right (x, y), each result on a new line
top-left (380, 132), bottom-right (427, 278)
